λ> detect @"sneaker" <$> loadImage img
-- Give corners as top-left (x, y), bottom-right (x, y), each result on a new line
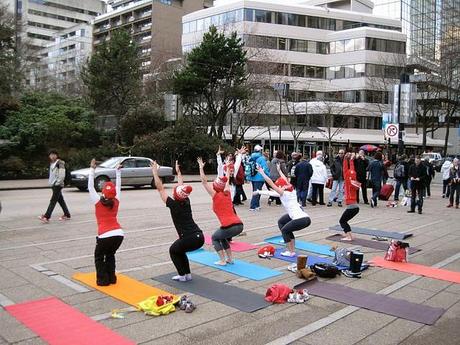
top-left (280, 251), bottom-right (296, 257)
top-left (407, 210), bottom-right (415, 213)
top-left (59, 215), bottom-right (71, 221)
top-left (418, 210), bottom-right (422, 214)
top-left (249, 207), bottom-right (261, 212)
top-left (172, 275), bottom-right (187, 282)
top-left (38, 215), bottom-right (49, 223)
top-left (185, 301), bottom-right (196, 313)
top-left (447, 204), bottom-right (453, 208)
top-left (178, 295), bottom-right (188, 310)
top-left (287, 292), bottom-right (297, 303)
top-left (456, 205), bottom-right (459, 209)
top-left (287, 263), bottom-right (297, 273)
top-left (327, 202), bottom-right (332, 207)
top-left (370, 199), bottom-right (375, 208)
top-left (337, 202), bottom-right (342, 207)
top-left (442, 194), bottom-right (445, 198)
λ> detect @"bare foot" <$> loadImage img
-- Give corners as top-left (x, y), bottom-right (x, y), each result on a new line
top-left (341, 237), bottom-right (353, 241)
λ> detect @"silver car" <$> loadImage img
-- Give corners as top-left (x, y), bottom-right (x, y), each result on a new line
top-left (71, 156), bottom-right (174, 191)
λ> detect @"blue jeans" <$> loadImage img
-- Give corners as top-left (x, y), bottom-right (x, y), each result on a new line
top-left (250, 181), bottom-right (265, 209)
top-left (371, 180), bottom-right (381, 205)
top-left (328, 180), bottom-right (344, 203)
top-left (394, 178), bottom-right (408, 201)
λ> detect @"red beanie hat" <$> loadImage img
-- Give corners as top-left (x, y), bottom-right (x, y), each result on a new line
top-left (213, 176), bottom-right (227, 192)
top-left (173, 185), bottom-right (192, 201)
top-left (275, 177), bottom-right (294, 192)
top-left (102, 182), bottom-right (117, 199)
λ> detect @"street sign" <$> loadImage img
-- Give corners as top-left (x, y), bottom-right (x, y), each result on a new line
top-left (385, 124), bottom-right (399, 140)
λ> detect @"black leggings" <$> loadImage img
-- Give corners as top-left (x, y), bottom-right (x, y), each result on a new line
top-left (339, 206), bottom-right (360, 233)
top-left (169, 232), bottom-right (204, 276)
top-left (450, 184), bottom-right (460, 206)
top-left (278, 214), bottom-right (311, 243)
top-left (95, 235), bottom-right (124, 285)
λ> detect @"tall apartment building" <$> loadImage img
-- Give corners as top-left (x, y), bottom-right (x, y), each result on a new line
top-left (181, 0), bottom-right (445, 151)
top-left (93, 0), bottom-right (213, 79)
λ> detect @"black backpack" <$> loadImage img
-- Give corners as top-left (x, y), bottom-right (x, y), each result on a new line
top-left (310, 263), bottom-right (341, 278)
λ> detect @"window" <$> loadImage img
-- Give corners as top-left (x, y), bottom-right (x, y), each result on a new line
top-left (254, 10), bottom-right (272, 23)
top-left (326, 66), bottom-right (337, 79)
top-left (122, 159), bottom-right (136, 168)
top-left (278, 37), bottom-right (286, 50)
top-left (290, 39), bottom-right (307, 52)
top-left (305, 66), bottom-right (316, 78)
top-left (244, 9), bottom-right (254, 21)
top-left (344, 39), bottom-right (354, 52)
top-left (136, 159), bottom-right (151, 168)
top-left (291, 64), bottom-right (305, 77)
top-left (354, 37), bottom-right (365, 51)
top-left (318, 42), bottom-right (329, 54)
top-left (335, 40), bottom-right (344, 53)
top-left (329, 41), bottom-right (336, 54)
top-left (366, 37), bottom-right (377, 50)
top-left (344, 65), bottom-right (355, 78)
top-left (196, 19), bottom-right (204, 31)
top-left (335, 66), bottom-right (345, 79)
top-left (307, 41), bottom-right (317, 53)
top-left (308, 16), bottom-right (319, 29)
top-left (343, 91), bottom-right (356, 103)
top-left (355, 64), bottom-right (365, 77)
top-left (189, 20), bottom-right (196, 32)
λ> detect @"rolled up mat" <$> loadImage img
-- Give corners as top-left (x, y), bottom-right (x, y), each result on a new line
top-left (187, 249), bottom-right (282, 281)
top-left (264, 236), bottom-right (333, 256)
top-left (293, 279), bottom-right (444, 325)
top-left (72, 272), bottom-right (176, 307)
top-left (329, 225), bottom-right (412, 240)
top-left (204, 235), bottom-right (258, 252)
top-left (371, 257), bottom-right (460, 284)
top-left (326, 234), bottom-right (421, 254)
top-left (153, 273), bottom-right (270, 312)
top-left (272, 249), bottom-right (369, 271)
top-left (6, 297), bottom-right (135, 345)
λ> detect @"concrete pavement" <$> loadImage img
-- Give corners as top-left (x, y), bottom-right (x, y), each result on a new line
top-left (0, 174), bottom-right (459, 345)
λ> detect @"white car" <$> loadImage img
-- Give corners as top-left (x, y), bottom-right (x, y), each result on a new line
top-left (71, 156), bottom-right (174, 191)
top-left (421, 152), bottom-right (444, 172)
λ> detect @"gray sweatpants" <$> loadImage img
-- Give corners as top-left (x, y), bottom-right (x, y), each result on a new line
top-left (212, 223), bottom-right (244, 251)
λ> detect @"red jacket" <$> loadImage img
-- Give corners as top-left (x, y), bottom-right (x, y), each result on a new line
top-left (343, 159), bottom-right (359, 205)
top-left (265, 284), bottom-right (292, 304)
top-left (95, 199), bottom-right (121, 235)
top-left (212, 191), bottom-right (242, 228)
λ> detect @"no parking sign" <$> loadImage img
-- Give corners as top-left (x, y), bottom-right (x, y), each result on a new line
top-left (384, 124), bottom-right (399, 140)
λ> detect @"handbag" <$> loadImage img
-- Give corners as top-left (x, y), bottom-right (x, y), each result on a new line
top-left (326, 177), bottom-right (333, 189)
top-left (350, 179), bottom-right (361, 190)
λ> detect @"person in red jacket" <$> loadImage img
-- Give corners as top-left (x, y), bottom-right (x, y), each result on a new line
top-left (198, 157), bottom-right (244, 266)
top-left (339, 153), bottom-right (361, 241)
top-left (88, 158), bottom-right (124, 286)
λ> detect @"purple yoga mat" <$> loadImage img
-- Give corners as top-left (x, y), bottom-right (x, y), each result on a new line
top-left (294, 279), bottom-right (444, 325)
top-left (326, 234), bottom-right (420, 255)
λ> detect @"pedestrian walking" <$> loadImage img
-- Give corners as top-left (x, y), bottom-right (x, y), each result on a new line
top-left (151, 161), bottom-right (204, 282)
top-left (87, 159), bottom-right (124, 286)
top-left (394, 155), bottom-right (409, 201)
top-left (287, 152), bottom-right (301, 186)
top-left (354, 150), bottom-right (369, 204)
top-left (327, 149), bottom-right (345, 207)
top-left (339, 153), bottom-right (361, 241)
top-left (367, 151), bottom-right (385, 207)
top-left (441, 158), bottom-right (453, 198)
top-left (309, 151), bottom-right (328, 206)
top-left (407, 156), bottom-right (427, 215)
top-left (254, 165), bottom-right (311, 257)
top-left (39, 150), bottom-right (71, 223)
top-left (247, 145), bottom-right (270, 211)
top-left (447, 158), bottom-right (460, 209)
top-left (198, 157), bottom-right (244, 265)
top-left (294, 157), bottom-right (313, 207)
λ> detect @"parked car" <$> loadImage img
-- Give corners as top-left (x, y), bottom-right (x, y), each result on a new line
top-left (421, 152), bottom-right (445, 172)
top-left (71, 157), bottom-right (174, 191)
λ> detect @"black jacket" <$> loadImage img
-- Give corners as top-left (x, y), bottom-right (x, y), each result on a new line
top-left (354, 156), bottom-right (368, 182)
top-left (409, 163), bottom-right (428, 188)
top-left (330, 156), bottom-right (344, 181)
top-left (294, 160), bottom-right (313, 189)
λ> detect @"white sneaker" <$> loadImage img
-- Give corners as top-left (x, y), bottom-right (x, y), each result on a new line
top-left (281, 251), bottom-right (295, 257)
top-left (172, 275), bottom-right (187, 282)
top-left (287, 263), bottom-right (297, 272)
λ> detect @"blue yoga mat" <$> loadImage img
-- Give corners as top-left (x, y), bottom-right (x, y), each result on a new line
top-left (187, 249), bottom-right (283, 281)
top-left (265, 236), bottom-right (333, 256)
top-left (272, 249), bottom-right (369, 271)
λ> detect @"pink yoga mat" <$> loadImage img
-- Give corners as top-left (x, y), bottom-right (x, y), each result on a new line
top-left (6, 297), bottom-right (135, 345)
top-left (204, 235), bottom-right (258, 252)
top-left (371, 257), bottom-right (460, 284)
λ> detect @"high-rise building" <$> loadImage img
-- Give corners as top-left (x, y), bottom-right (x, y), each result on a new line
top-left (93, 0), bottom-right (213, 79)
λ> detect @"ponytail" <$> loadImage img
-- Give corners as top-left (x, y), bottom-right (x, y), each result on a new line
top-left (100, 196), bottom-right (114, 209)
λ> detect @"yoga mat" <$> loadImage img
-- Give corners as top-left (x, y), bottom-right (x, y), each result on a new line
top-left (371, 257), bottom-right (460, 284)
top-left (329, 225), bottom-right (412, 240)
top-left (187, 249), bottom-right (283, 281)
top-left (73, 272), bottom-right (176, 307)
top-left (326, 234), bottom-right (421, 254)
top-left (264, 236), bottom-right (333, 256)
top-left (153, 273), bottom-right (270, 312)
top-left (5, 297), bottom-right (135, 345)
top-left (293, 279), bottom-right (444, 325)
top-left (272, 249), bottom-right (369, 271)
top-left (204, 235), bottom-right (258, 252)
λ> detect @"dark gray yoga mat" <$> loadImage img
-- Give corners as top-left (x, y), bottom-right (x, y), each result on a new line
top-left (329, 225), bottom-right (413, 240)
top-left (294, 279), bottom-right (444, 325)
top-left (326, 234), bottom-right (421, 254)
top-left (153, 273), bottom-right (271, 313)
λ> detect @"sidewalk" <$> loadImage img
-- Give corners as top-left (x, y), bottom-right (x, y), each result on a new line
top-left (0, 175), bottom-right (215, 191)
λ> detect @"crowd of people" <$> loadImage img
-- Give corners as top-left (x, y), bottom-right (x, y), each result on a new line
top-left (37, 147), bottom-right (459, 285)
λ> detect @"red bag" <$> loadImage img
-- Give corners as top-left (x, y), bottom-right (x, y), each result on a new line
top-left (264, 284), bottom-right (292, 304)
top-left (326, 177), bottom-right (333, 189)
top-left (384, 240), bottom-right (408, 262)
top-left (379, 184), bottom-right (394, 200)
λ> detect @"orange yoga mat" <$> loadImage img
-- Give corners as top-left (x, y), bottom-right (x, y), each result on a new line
top-left (73, 272), bottom-right (177, 307)
top-left (371, 257), bottom-right (460, 284)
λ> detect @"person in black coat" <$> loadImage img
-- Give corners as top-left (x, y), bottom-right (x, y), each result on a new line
top-left (294, 159), bottom-right (313, 207)
top-left (408, 156), bottom-right (428, 214)
top-left (327, 150), bottom-right (345, 207)
top-left (422, 158), bottom-right (435, 197)
top-left (354, 149), bottom-right (369, 204)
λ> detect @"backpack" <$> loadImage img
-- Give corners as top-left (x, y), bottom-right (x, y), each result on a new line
top-left (245, 158), bottom-right (258, 178)
top-left (394, 163), bottom-right (405, 179)
top-left (310, 263), bottom-right (341, 278)
top-left (235, 165), bottom-right (245, 185)
top-left (384, 240), bottom-right (409, 262)
top-left (333, 248), bottom-right (351, 268)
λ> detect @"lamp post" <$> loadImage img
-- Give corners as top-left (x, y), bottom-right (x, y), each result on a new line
top-left (397, 73), bottom-right (410, 155)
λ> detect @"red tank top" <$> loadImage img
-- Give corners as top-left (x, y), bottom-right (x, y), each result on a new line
top-left (95, 199), bottom-right (121, 235)
top-left (212, 191), bottom-right (242, 228)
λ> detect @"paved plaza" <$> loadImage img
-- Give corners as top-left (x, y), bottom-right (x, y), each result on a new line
top-left (0, 175), bottom-right (459, 345)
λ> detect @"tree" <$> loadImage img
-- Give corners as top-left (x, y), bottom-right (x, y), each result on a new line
top-left (172, 26), bottom-right (249, 139)
top-left (81, 29), bottom-right (142, 143)
top-left (120, 105), bottom-right (165, 146)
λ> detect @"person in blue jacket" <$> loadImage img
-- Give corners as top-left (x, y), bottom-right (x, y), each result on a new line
top-left (367, 151), bottom-right (385, 207)
top-left (248, 145), bottom-right (270, 211)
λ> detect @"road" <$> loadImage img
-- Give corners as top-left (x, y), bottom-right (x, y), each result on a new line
top-left (0, 176), bottom-right (459, 345)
